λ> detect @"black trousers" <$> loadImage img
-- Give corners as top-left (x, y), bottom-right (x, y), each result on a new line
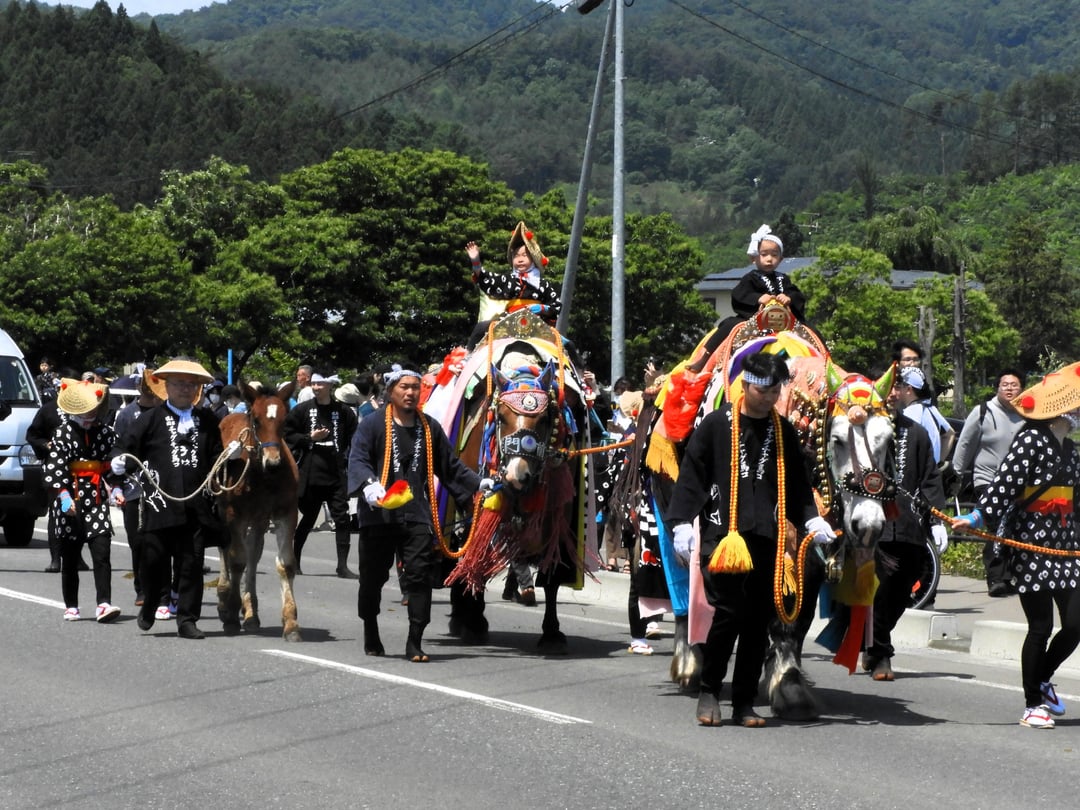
top-left (867, 540), bottom-right (925, 661)
top-left (60, 528), bottom-right (112, 608)
top-left (1019, 587), bottom-right (1080, 708)
top-left (140, 523), bottom-right (205, 628)
top-left (357, 523), bottom-right (440, 624)
top-left (699, 533), bottom-right (775, 710)
top-left (294, 477), bottom-right (351, 561)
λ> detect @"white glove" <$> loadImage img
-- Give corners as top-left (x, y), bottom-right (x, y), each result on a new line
top-left (673, 523), bottom-right (695, 568)
top-left (805, 516), bottom-right (836, 545)
top-left (363, 481), bottom-right (386, 506)
top-left (110, 455), bottom-right (126, 476)
top-left (478, 477), bottom-right (496, 493)
top-left (931, 524), bottom-right (949, 555)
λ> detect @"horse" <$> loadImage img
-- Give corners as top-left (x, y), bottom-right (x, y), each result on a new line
top-left (621, 300), bottom-right (896, 717)
top-left (426, 309), bottom-right (593, 654)
top-left (762, 361), bottom-right (896, 719)
top-left (214, 382), bottom-right (302, 642)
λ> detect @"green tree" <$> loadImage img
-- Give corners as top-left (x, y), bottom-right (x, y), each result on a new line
top-left (980, 215), bottom-right (1080, 371)
top-left (794, 244), bottom-right (909, 373)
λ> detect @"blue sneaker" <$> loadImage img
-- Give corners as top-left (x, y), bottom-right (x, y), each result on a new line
top-left (1041, 682), bottom-right (1065, 716)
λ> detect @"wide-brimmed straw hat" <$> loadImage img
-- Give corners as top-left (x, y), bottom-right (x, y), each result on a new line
top-left (56, 378), bottom-right (108, 416)
top-left (506, 221), bottom-right (548, 269)
top-left (147, 359), bottom-right (213, 402)
top-left (1012, 361), bottom-right (1080, 420)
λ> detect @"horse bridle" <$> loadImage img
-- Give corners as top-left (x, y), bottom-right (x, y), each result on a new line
top-left (829, 393), bottom-right (897, 503)
top-left (492, 387), bottom-right (558, 470)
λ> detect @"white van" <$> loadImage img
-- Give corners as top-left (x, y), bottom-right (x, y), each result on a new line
top-left (0, 329), bottom-right (46, 545)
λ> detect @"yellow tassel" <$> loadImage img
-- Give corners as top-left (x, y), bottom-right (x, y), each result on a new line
top-left (645, 434), bottom-right (681, 480)
top-left (707, 530), bottom-right (754, 573)
top-left (782, 553), bottom-right (797, 596)
top-left (483, 492), bottom-right (503, 511)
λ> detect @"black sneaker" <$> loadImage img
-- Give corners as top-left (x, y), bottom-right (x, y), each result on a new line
top-left (988, 581), bottom-right (1011, 597)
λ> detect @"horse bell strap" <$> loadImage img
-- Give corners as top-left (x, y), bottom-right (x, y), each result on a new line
top-left (499, 429), bottom-right (547, 461)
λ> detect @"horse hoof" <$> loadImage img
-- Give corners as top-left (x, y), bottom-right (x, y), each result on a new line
top-left (696, 693), bottom-right (722, 726)
top-left (222, 622), bottom-right (241, 636)
top-left (516, 587), bottom-right (537, 606)
top-left (283, 629), bottom-right (303, 642)
top-left (537, 632), bottom-right (568, 655)
top-left (243, 616), bottom-right (261, 631)
top-left (732, 707), bottom-right (767, 728)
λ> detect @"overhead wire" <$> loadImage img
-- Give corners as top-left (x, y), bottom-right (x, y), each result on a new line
top-left (666, 0), bottom-right (1080, 164)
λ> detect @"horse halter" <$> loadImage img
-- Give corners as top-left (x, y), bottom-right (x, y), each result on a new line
top-left (829, 375), bottom-right (897, 503)
top-left (493, 387), bottom-right (556, 465)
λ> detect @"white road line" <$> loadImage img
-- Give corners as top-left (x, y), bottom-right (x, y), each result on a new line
top-left (261, 649), bottom-right (592, 726)
top-left (0, 586), bottom-right (63, 609)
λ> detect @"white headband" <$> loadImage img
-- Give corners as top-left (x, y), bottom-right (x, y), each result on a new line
top-left (383, 364), bottom-right (421, 387)
top-left (746, 223), bottom-right (783, 257)
top-left (742, 370), bottom-right (784, 387)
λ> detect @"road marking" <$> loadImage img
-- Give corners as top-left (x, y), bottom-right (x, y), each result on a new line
top-left (0, 586), bottom-right (63, 608)
top-left (262, 649), bottom-right (592, 725)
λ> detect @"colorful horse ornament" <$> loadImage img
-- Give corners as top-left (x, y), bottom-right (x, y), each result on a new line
top-left (214, 382), bottom-right (302, 641)
top-left (811, 363), bottom-right (897, 666)
top-left (430, 309), bottom-right (594, 654)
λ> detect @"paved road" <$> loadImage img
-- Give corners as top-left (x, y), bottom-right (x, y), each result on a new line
top-left (3, 522), bottom-right (1080, 809)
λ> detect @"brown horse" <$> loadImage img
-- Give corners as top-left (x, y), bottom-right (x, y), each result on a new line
top-left (215, 382), bottom-right (302, 641)
top-left (433, 320), bottom-right (590, 654)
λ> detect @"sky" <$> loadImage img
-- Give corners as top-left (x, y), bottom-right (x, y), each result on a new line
top-left (63, 1), bottom-right (210, 14)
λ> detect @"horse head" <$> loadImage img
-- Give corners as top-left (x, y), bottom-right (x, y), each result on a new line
top-left (824, 362), bottom-right (896, 549)
top-left (225, 382), bottom-right (292, 471)
top-left (489, 359), bottom-right (559, 493)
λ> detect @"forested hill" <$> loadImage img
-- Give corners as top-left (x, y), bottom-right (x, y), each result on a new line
top-left (0, 0), bottom-right (344, 207)
top-left (139, 0), bottom-right (1080, 236)
top-left (6, 0), bottom-right (1080, 243)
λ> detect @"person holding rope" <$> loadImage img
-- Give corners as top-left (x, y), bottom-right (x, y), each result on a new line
top-left (666, 352), bottom-right (832, 727)
top-left (346, 363), bottom-right (490, 662)
top-left (110, 358), bottom-right (223, 640)
top-left (952, 361), bottom-right (1080, 729)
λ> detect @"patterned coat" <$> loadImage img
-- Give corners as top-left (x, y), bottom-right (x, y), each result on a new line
top-left (977, 422), bottom-right (1080, 593)
top-left (44, 422), bottom-right (118, 541)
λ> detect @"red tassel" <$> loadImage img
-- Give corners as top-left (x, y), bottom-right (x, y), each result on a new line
top-left (832, 604), bottom-right (868, 674)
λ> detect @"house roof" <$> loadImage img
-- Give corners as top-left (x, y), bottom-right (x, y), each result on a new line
top-left (696, 259), bottom-right (953, 292)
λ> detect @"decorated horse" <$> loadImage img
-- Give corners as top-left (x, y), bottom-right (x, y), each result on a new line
top-left (620, 299), bottom-right (896, 718)
top-left (423, 309), bottom-right (599, 653)
top-left (214, 381), bottom-right (302, 642)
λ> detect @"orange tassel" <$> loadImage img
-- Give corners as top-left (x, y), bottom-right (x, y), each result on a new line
top-left (377, 480), bottom-right (414, 509)
top-left (707, 530), bottom-right (754, 573)
top-left (782, 553), bottom-right (797, 596)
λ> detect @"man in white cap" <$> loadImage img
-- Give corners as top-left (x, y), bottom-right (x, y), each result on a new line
top-left (284, 372), bottom-right (358, 578)
top-left (111, 358), bottom-right (223, 639)
top-left (347, 363), bottom-right (487, 662)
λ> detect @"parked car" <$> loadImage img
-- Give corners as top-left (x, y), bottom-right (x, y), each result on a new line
top-left (0, 328), bottom-right (46, 546)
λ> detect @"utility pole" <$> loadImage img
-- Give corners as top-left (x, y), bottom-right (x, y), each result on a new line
top-left (952, 263), bottom-right (967, 417)
top-left (570, 0), bottom-right (626, 383)
top-left (610, 0), bottom-right (626, 383)
top-left (559, 0), bottom-right (615, 336)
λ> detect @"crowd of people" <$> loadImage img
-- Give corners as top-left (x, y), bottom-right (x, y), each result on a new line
top-left (23, 220), bottom-right (1080, 732)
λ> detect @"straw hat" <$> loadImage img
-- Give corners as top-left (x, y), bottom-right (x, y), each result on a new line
top-left (1012, 361), bottom-right (1080, 420)
top-left (506, 221), bottom-right (548, 269)
top-left (146, 359), bottom-right (213, 402)
top-left (618, 390), bottom-right (645, 420)
top-left (56, 378), bottom-right (108, 416)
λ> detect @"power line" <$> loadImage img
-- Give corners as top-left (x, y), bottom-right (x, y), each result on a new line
top-left (330, 3), bottom-right (562, 122)
top-left (666, 0), bottom-right (1080, 164)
